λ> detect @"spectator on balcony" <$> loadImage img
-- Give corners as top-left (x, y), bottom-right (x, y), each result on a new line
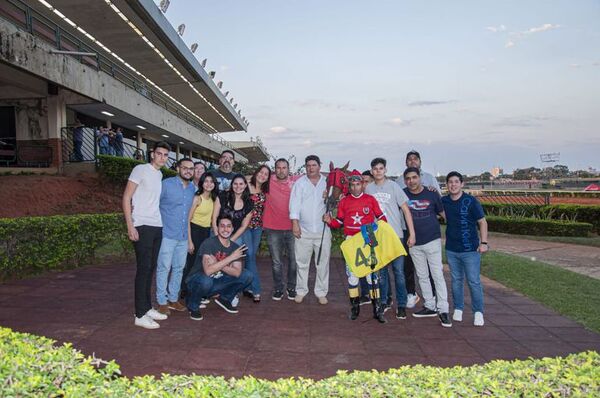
top-left (115, 127), bottom-right (124, 157)
top-left (213, 150), bottom-right (236, 191)
top-left (97, 127), bottom-right (110, 155)
top-left (107, 129), bottom-right (117, 156)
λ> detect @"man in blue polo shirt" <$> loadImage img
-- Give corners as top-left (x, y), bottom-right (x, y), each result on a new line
top-left (442, 171), bottom-right (488, 327)
top-left (156, 158), bottom-right (196, 316)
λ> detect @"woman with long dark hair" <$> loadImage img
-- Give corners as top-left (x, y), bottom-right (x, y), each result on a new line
top-left (181, 172), bottom-right (218, 299)
top-left (242, 165), bottom-right (271, 302)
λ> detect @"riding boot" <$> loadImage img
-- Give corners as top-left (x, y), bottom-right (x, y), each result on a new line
top-left (349, 297), bottom-right (360, 320)
top-left (372, 298), bottom-right (387, 323)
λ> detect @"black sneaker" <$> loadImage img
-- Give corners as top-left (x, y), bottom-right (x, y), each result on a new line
top-left (214, 298), bottom-right (239, 314)
top-left (359, 296), bottom-right (371, 306)
top-left (189, 310), bottom-right (203, 321)
top-left (412, 307), bottom-right (438, 318)
top-left (382, 303), bottom-right (391, 313)
top-left (272, 290), bottom-right (284, 301)
top-left (396, 307), bottom-right (407, 320)
top-left (242, 290), bottom-right (254, 299)
top-left (286, 289), bottom-right (297, 300)
top-left (439, 312), bottom-right (452, 328)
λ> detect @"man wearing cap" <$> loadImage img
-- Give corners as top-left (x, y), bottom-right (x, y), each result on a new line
top-left (324, 170), bottom-right (388, 323)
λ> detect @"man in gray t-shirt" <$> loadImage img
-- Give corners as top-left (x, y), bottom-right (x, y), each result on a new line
top-left (365, 157), bottom-right (416, 319)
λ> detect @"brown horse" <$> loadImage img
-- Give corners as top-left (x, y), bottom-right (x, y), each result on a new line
top-left (325, 160), bottom-right (350, 212)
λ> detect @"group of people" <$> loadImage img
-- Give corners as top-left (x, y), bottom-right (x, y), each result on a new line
top-left (123, 142), bottom-right (488, 331)
top-left (96, 126), bottom-right (124, 157)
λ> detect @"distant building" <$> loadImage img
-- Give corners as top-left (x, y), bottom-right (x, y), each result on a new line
top-left (491, 167), bottom-right (503, 178)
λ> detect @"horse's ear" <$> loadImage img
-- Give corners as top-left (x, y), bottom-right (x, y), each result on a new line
top-left (329, 161), bottom-right (334, 172)
top-left (342, 161), bottom-right (350, 171)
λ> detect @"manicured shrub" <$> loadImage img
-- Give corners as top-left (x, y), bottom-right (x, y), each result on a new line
top-left (486, 216), bottom-right (592, 237)
top-left (0, 213), bottom-right (128, 280)
top-left (0, 327), bottom-right (598, 396)
top-left (482, 203), bottom-right (600, 232)
top-left (97, 155), bottom-right (176, 183)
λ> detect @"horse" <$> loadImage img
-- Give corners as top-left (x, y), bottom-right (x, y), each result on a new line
top-left (325, 160), bottom-right (350, 211)
top-left (316, 160), bottom-right (350, 264)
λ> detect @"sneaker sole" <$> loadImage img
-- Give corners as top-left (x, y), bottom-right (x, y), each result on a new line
top-left (272, 296), bottom-right (283, 301)
top-left (190, 316), bottom-right (203, 321)
top-left (134, 321), bottom-right (160, 329)
top-left (396, 313), bottom-right (407, 320)
top-left (168, 306), bottom-right (186, 312)
top-left (441, 322), bottom-right (453, 328)
top-left (412, 313), bottom-right (438, 318)
top-left (214, 299), bottom-right (239, 314)
top-left (287, 296), bottom-right (296, 301)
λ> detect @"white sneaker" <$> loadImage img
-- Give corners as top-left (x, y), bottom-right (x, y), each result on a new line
top-left (201, 298), bottom-right (210, 305)
top-left (406, 293), bottom-right (420, 309)
top-left (453, 309), bottom-right (463, 322)
top-left (134, 315), bottom-right (159, 329)
top-left (146, 308), bottom-right (167, 321)
top-left (474, 312), bottom-right (484, 327)
top-left (231, 295), bottom-right (240, 308)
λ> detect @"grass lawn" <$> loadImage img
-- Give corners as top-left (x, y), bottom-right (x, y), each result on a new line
top-left (490, 231), bottom-right (600, 248)
top-left (481, 251), bottom-right (600, 333)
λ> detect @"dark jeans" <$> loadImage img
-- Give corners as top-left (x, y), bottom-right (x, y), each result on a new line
top-left (73, 140), bottom-right (83, 161)
top-left (186, 269), bottom-right (253, 311)
top-left (133, 225), bottom-right (162, 318)
top-left (403, 230), bottom-right (435, 297)
top-left (180, 223), bottom-right (211, 298)
top-left (265, 228), bottom-right (297, 293)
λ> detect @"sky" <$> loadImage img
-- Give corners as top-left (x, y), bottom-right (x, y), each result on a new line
top-left (159, 0), bottom-right (600, 176)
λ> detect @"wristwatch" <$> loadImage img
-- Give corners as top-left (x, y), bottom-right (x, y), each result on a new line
top-left (481, 242), bottom-right (488, 246)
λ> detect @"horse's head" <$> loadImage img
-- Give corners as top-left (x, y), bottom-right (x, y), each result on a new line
top-left (326, 160), bottom-right (350, 205)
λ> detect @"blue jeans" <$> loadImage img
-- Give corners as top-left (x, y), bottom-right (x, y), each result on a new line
top-left (156, 237), bottom-right (188, 305)
top-left (237, 227), bottom-right (262, 294)
top-left (446, 250), bottom-right (484, 313)
top-left (379, 255), bottom-right (408, 307)
top-left (265, 228), bottom-right (297, 293)
top-left (185, 269), bottom-right (253, 311)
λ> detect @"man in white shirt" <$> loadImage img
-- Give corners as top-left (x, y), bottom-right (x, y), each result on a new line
top-left (289, 155), bottom-right (331, 305)
top-left (122, 141), bottom-right (171, 330)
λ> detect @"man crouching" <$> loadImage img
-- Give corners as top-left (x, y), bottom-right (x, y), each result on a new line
top-left (185, 215), bottom-right (252, 320)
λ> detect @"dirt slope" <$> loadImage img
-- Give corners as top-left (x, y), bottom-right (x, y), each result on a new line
top-left (0, 173), bottom-right (123, 218)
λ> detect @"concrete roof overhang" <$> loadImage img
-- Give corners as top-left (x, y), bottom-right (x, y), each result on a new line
top-left (28, 0), bottom-right (247, 134)
top-left (230, 141), bottom-right (270, 164)
top-left (68, 102), bottom-right (247, 162)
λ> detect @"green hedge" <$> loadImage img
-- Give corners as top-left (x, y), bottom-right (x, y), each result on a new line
top-left (487, 216), bottom-right (593, 237)
top-left (0, 213), bottom-right (128, 280)
top-left (97, 155), bottom-right (176, 183)
top-left (0, 327), bottom-right (598, 397)
top-left (483, 203), bottom-right (600, 232)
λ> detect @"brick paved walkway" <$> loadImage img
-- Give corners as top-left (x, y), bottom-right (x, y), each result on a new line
top-left (490, 236), bottom-right (600, 279)
top-left (1, 258), bottom-right (599, 380)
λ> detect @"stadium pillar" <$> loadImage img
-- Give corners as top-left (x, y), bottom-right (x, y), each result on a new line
top-left (176, 144), bottom-right (180, 161)
top-left (47, 94), bottom-right (66, 168)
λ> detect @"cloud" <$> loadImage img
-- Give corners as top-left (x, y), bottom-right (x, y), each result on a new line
top-left (486, 24), bottom-right (506, 33)
top-left (494, 116), bottom-right (549, 128)
top-left (387, 117), bottom-right (411, 127)
top-left (408, 100), bottom-right (456, 107)
top-left (269, 126), bottom-right (288, 134)
top-left (592, 62), bottom-right (600, 67)
top-left (569, 63), bottom-right (582, 68)
top-left (291, 99), bottom-right (357, 112)
top-left (526, 23), bottom-right (560, 34)
top-left (505, 23), bottom-right (561, 48)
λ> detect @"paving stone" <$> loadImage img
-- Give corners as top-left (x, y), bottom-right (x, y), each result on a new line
top-left (0, 257), bottom-right (598, 380)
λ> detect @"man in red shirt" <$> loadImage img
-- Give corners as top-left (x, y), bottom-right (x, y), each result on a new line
top-left (263, 158), bottom-right (302, 300)
top-left (324, 170), bottom-right (388, 323)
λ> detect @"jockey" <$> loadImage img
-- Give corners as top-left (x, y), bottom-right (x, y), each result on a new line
top-left (323, 169), bottom-right (388, 323)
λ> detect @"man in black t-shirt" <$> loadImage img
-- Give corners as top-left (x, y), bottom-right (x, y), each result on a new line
top-left (212, 150), bottom-right (236, 191)
top-left (185, 215), bottom-right (252, 320)
top-left (403, 167), bottom-right (451, 328)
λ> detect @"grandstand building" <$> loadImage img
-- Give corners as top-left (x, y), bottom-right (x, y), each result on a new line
top-left (0, 0), bottom-right (268, 170)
